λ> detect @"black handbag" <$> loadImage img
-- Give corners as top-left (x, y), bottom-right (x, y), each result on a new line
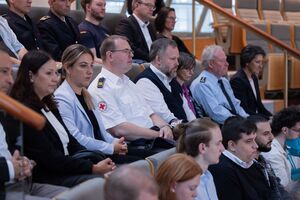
top-left (129, 138), bottom-right (176, 154)
top-left (71, 149), bottom-right (106, 164)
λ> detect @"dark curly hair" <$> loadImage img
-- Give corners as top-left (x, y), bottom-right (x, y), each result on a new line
top-left (240, 44), bottom-right (266, 69)
top-left (271, 106), bottom-right (300, 136)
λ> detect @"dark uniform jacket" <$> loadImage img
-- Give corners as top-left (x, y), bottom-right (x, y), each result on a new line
top-left (0, 157), bottom-right (9, 193)
top-left (4, 10), bottom-right (43, 51)
top-left (37, 10), bottom-right (80, 61)
top-left (115, 15), bottom-right (156, 62)
top-left (230, 69), bottom-right (272, 118)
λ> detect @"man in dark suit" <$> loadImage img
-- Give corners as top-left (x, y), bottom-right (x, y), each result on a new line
top-left (115, 0), bottom-right (156, 63)
top-left (230, 45), bottom-right (272, 119)
top-left (4, 0), bottom-right (43, 51)
top-left (37, 0), bottom-right (80, 61)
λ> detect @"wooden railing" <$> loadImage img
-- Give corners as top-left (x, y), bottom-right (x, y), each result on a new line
top-left (0, 92), bottom-right (45, 130)
top-left (195, 0), bottom-right (300, 107)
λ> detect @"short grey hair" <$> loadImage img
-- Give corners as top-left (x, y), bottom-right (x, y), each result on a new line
top-left (149, 38), bottom-right (177, 62)
top-left (201, 45), bottom-right (223, 68)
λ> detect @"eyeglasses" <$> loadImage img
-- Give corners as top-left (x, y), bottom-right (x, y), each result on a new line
top-left (110, 48), bottom-right (134, 56)
top-left (167, 17), bottom-right (177, 22)
top-left (289, 128), bottom-right (300, 134)
top-left (138, 1), bottom-right (156, 10)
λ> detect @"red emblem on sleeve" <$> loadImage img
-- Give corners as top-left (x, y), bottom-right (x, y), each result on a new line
top-left (98, 101), bottom-right (107, 112)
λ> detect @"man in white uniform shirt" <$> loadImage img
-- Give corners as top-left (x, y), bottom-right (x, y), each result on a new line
top-left (88, 35), bottom-right (173, 142)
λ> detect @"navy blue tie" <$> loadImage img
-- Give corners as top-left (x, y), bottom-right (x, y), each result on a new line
top-left (218, 79), bottom-right (237, 115)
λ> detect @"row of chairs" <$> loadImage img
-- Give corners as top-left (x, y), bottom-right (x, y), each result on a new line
top-left (53, 148), bottom-right (176, 200)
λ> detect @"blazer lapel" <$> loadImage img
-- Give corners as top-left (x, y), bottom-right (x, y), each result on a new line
top-left (129, 16), bottom-right (149, 51)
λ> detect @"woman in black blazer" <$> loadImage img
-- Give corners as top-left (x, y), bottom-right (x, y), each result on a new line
top-left (6, 51), bottom-right (115, 187)
top-left (230, 45), bottom-right (272, 119)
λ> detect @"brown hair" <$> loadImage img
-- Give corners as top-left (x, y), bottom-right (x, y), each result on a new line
top-left (176, 118), bottom-right (219, 157)
top-left (100, 35), bottom-right (129, 62)
top-left (155, 153), bottom-right (202, 200)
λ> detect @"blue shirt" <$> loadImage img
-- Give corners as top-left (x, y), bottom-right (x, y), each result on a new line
top-left (195, 170), bottom-right (218, 200)
top-left (190, 70), bottom-right (248, 124)
top-left (0, 16), bottom-right (24, 58)
top-left (78, 20), bottom-right (109, 58)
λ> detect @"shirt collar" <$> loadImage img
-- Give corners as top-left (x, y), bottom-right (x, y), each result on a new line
top-left (101, 67), bottom-right (129, 86)
top-left (223, 150), bottom-right (254, 169)
top-left (133, 14), bottom-right (150, 28)
top-left (150, 64), bottom-right (172, 83)
top-left (272, 138), bottom-right (287, 155)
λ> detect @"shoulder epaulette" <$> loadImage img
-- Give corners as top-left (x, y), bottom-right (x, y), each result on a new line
top-left (80, 31), bottom-right (87, 34)
top-left (97, 77), bottom-right (106, 88)
top-left (40, 16), bottom-right (50, 21)
top-left (200, 77), bottom-right (206, 83)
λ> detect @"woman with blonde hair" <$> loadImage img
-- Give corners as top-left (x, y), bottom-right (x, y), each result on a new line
top-left (155, 153), bottom-right (202, 200)
top-left (175, 118), bottom-right (224, 200)
top-left (55, 44), bottom-right (139, 163)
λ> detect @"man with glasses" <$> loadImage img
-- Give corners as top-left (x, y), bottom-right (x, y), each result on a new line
top-left (115, 0), bottom-right (156, 63)
top-left (190, 45), bottom-right (248, 125)
top-left (262, 106), bottom-right (300, 196)
top-left (37, 0), bottom-right (80, 61)
top-left (88, 36), bottom-right (173, 154)
top-left (79, 0), bottom-right (109, 64)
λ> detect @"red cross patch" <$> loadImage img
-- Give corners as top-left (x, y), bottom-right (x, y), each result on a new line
top-left (98, 101), bottom-right (107, 112)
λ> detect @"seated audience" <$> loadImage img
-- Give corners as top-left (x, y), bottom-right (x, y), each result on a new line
top-left (135, 38), bottom-right (187, 124)
top-left (38, 0), bottom-right (80, 61)
top-left (262, 106), bottom-right (300, 192)
top-left (6, 50), bottom-right (115, 187)
top-left (88, 35), bottom-right (173, 143)
top-left (105, 165), bottom-right (159, 200)
top-left (5, 0), bottom-right (43, 51)
top-left (176, 118), bottom-right (224, 200)
top-left (0, 49), bottom-right (67, 199)
top-left (230, 45), bottom-right (272, 118)
top-left (248, 115), bottom-right (293, 199)
top-left (209, 116), bottom-right (271, 199)
top-left (155, 7), bottom-right (191, 55)
top-left (115, 0), bottom-right (156, 63)
top-left (170, 52), bottom-right (198, 121)
top-left (127, 0), bottom-right (165, 16)
top-left (0, 15), bottom-right (27, 63)
top-left (190, 45), bottom-right (248, 124)
top-left (79, 0), bottom-right (109, 64)
top-left (155, 153), bottom-right (202, 200)
top-left (55, 44), bottom-right (141, 164)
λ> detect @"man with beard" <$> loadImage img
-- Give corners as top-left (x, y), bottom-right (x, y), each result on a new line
top-left (248, 115), bottom-right (292, 200)
top-left (79, 0), bottom-right (109, 64)
top-left (135, 38), bottom-right (186, 124)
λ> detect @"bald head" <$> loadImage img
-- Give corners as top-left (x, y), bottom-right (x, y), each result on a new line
top-left (104, 165), bottom-right (158, 200)
top-left (0, 51), bottom-right (14, 94)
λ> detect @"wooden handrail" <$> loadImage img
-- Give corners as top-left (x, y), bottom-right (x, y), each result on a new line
top-left (0, 92), bottom-right (45, 130)
top-left (197, 0), bottom-right (300, 59)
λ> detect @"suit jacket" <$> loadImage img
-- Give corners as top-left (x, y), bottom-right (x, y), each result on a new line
top-left (37, 10), bottom-right (80, 61)
top-left (3, 103), bottom-right (94, 185)
top-left (54, 80), bottom-right (116, 155)
top-left (115, 15), bottom-right (156, 62)
top-left (4, 10), bottom-right (43, 51)
top-left (0, 157), bottom-right (9, 192)
top-left (230, 69), bottom-right (272, 118)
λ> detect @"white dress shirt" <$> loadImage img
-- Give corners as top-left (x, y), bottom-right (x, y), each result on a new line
top-left (135, 64), bottom-right (176, 123)
top-left (133, 14), bottom-right (152, 50)
top-left (88, 67), bottom-right (154, 129)
top-left (262, 138), bottom-right (293, 187)
top-left (0, 123), bottom-right (15, 180)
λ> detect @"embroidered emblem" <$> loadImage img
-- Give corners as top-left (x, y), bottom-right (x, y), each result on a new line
top-left (200, 77), bottom-right (206, 83)
top-left (40, 16), bottom-right (50, 21)
top-left (97, 77), bottom-right (105, 88)
top-left (98, 101), bottom-right (107, 112)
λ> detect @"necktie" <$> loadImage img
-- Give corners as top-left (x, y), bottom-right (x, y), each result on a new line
top-left (182, 84), bottom-right (196, 115)
top-left (218, 79), bottom-right (237, 115)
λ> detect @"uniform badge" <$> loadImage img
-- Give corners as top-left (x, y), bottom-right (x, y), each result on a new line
top-left (40, 16), bottom-right (50, 21)
top-left (98, 101), bottom-right (107, 112)
top-left (200, 77), bottom-right (206, 83)
top-left (97, 77), bottom-right (105, 88)
top-left (80, 31), bottom-right (87, 34)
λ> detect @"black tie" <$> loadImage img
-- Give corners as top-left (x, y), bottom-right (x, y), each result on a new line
top-left (218, 79), bottom-right (237, 115)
